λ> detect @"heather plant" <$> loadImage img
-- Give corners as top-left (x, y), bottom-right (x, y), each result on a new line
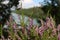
top-left (0, 14), bottom-right (60, 40)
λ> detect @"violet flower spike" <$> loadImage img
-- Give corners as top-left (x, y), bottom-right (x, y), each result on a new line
top-left (6, 21), bottom-right (10, 26)
top-left (9, 15), bottom-right (13, 22)
top-left (28, 17), bottom-right (33, 28)
top-left (58, 33), bottom-right (60, 40)
top-left (52, 28), bottom-right (57, 36)
top-left (46, 17), bottom-right (51, 28)
top-left (57, 24), bottom-right (60, 33)
top-left (38, 27), bottom-right (45, 36)
top-left (13, 22), bottom-right (17, 29)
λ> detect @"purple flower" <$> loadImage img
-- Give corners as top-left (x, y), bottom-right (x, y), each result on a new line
top-left (46, 17), bottom-right (50, 22)
top-left (39, 31), bottom-right (43, 36)
top-left (52, 28), bottom-right (57, 36)
top-left (27, 17), bottom-right (33, 31)
top-left (46, 16), bottom-right (55, 29)
top-left (38, 22), bottom-right (49, 36)
top-left (44, 22), bottom-right (48, 30)
top-left (38, 27), bottom-right (45, 36)
top-left (12, 22), bottom-right (17, 29)
top-left (6, 21), bottom-right (10, 26)
top-left (27, 26), bottom-right (31, 31)
top-left (50, 16), bottom-right (55, 29)
top-left (29, 17), bottom-right (33, 27)
top-left (57, 24), bottom-right (60, 32)
top-left (58, 33), bottom-right (60, 40)
top-left (50, 22), bottom-right (54, 29)
top-left (9, 16), bottom-right (13, 22)
top-left (46, 17), bottom-right (51, 28)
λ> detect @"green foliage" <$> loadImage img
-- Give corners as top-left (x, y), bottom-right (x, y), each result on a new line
top-left (42, 0), bottom-right (60, 24)
top-left (0, 25), bottom-right (2, 37)
top-left (42, 28), bottom-right (58, 40)
top-left (16, 7), bottom-right (45, 19)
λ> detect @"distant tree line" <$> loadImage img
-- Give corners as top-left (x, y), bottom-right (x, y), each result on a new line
top-left (41, 0), bottom-right (60, 25)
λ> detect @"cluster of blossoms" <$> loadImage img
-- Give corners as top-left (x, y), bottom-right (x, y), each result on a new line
top-left (0, 16), bottom-right (60, 40)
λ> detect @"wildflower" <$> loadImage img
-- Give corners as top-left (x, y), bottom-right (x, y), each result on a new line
top-left (52, 28), bottom-right (57, 36)
top-left (57, 24), bottom-right (60, 33)
top-left (27, 26), bottom-right (31, 31)
top-left (44, 22), bottom-right (48, 30)
top-left (38, 27), bottom-right (45, 36)
top-left (40, 19), bottom-right (47, 29)
top-left (46, 16), bottom-right (55, 29)
top-left (9, 15), bottom-right (13, 22)
top-left (58, 33), bottom-right (60, 40)
top-left (13, 22), bottom-right (17, 29)
top-left (6, 21), bottom-right (10, 26)
top-left (50, 22), bottom-right (54, 29)
top-left (28, 17), bottom-right (33, 27)
top-left (38, 22), bottom-right (49, 36)
top-left (50, 16), bottom-right (55, 29)
top-left (46, 17), bottom-right (51, 28)
top-left (27, 17), bottom-right (33, 31)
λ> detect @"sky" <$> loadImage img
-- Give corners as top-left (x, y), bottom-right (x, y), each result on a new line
top-left (2, 0), bottom-right (44, 9)
top-left (20, 0), bottom-right (44, 8)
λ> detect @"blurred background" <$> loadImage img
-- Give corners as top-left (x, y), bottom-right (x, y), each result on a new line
top-left (0, 0), bottom-right (60, 40)
top-left (0, 0), bottom-right (60, 26)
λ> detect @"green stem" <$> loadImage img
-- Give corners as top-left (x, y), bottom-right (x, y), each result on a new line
top-left (0, 25), bottom-right (2, 38)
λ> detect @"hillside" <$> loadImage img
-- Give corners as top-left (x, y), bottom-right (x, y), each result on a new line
top-left (16, 7), bottom-right (46, 19)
